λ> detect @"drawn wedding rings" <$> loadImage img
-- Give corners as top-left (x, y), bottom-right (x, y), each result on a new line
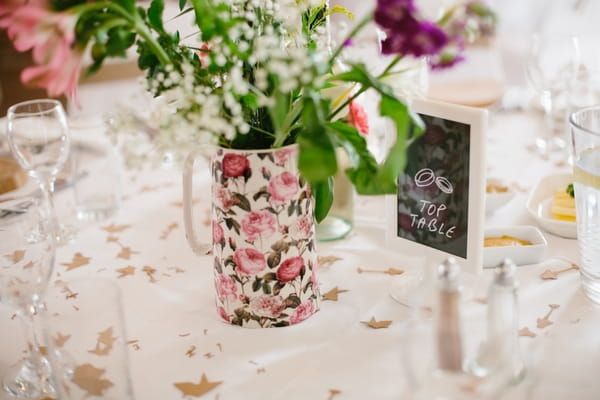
top-left (414, 168), bottom-right (454, 194)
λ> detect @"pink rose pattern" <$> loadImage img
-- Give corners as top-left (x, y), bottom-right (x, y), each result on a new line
top-left (241, 210), bottom-right (276, 242)
top-left (267, 172), bottom-right (299, 205)
top-left (212, 145), bottom-right (319, 328)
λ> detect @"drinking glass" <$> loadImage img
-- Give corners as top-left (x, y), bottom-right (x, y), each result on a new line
top-left (6, 99), bottom-right (73, 245)
top-left (43, 277), bottom-right (135, 400)
top-left (525, 33), bottom-right (580, 155)
top-left (0, 193), bottom-right (56, 398)
top-left (569, 105), bottom-right (600, 304)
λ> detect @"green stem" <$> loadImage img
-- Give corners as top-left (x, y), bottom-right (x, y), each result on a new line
top-left (71, 2), bottom-right (170, 65)
top-left (327, 10), bottom-right (373, 68)
top-left (327, 54), bottom-right (404, 121)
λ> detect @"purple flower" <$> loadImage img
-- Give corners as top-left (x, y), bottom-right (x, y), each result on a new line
top-left (380, 18), bottom-right (448, 57)
top-left (374, 0), bottom-right (416, 30)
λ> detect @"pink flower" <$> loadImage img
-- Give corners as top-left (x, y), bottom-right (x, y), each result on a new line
top-left (276, 256), bottom-right (304, 283)
top-left (290, 301), bottom-right (316, 325)
top-left (274, 147), bottom-right (297, 166)
top-left (214, 185), bottom-right (236, 212)
top-left (222, 153), bottom-right (250, 178)
top-left (233, 248), bottom-right (267, 275)
top-left (212, 221), bottom-right (224, 245)
top-left (267, 172), bottom-right (299, 205)
top-left (217, 306), bottom-right (230, 322)
top-left (348, 101), bottom-right (369, 135)
top-left (216, 274), bottom-right (238, 302)
top-left (0, 0), bottom-right (83, 102)
top-left (249, 295), bottom-right (285, 318)
top-left (241, 210), bottom-right (276, 242)
top-left (289, 215), bottom-right (313, 240)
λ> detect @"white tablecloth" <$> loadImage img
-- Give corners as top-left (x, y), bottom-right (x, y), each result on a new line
top-left (2, 87), bottom-right (600, 400)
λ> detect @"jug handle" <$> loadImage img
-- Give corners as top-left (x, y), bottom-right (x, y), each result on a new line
top-left (182, 152), bottom-right (210, 256)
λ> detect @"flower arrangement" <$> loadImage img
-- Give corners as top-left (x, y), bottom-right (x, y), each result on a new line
top-left (0, 0), bottom-right (495, 221)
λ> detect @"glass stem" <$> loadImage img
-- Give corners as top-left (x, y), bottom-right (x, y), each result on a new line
top-left (39, 178), bottom-right (59, 245)
top-left (19, 303), bottom-right (54, 395)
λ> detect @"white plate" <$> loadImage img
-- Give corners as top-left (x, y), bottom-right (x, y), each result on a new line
top-left (526, 173), bottom-right (577, 239)
top-left (483, 225), bottom-right (547, 268)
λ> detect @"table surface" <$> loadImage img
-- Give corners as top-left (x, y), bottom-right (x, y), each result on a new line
top-left (2, 67), bottom-right (600, 400)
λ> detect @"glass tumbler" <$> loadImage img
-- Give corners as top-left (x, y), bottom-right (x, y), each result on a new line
top-left (570, 105), bottom-right (600, 304)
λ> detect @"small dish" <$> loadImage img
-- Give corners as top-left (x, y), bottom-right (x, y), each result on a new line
top-left (526, 173), bottom-right (577, 239)
top-left (483, 225), bottom-right (547, 268)
top-left (485, 178), bottom-right (516, 215)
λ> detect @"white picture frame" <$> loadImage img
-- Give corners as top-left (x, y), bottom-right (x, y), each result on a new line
top-left (385, 98), bottom-right (487, 274)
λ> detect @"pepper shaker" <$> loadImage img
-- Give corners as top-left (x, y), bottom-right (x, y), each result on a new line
top-left (436, 257), bottom-right (464, 372)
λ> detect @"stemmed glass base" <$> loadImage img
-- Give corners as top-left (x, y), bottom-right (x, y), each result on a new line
top-left (3, 356), bottom-right (56, 398)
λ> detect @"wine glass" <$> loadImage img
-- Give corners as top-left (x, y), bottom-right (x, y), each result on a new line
top-left (525, 33), bottom-right (580, 156)
top-left (43, 277), bottom-right (135, 400)
top-left (0, 193), bottom-right (56, 398)
top-left (6, 99), bottom-right (72, 245)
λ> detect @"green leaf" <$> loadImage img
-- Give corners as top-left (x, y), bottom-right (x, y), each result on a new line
top-left (297, 94), bottom-right (337, 182)
top-left (148, 0), bottom-right (165, 32)
top-left (312, 177), bottom-right (334, 223)
top-left (285, 294), bottom-right (302, 308)
top-left (115, 0), bottom-right (135, 12)
top-left (178, 0), bottom-right (187, 11)
top-left (377, 94), bottom-right (418, 189)
top-left (332, 63), bottom-right (395, 98)
top-left (232, 193), bottom-right (251, 212)
top-left (267, 252), bottom-right (281, 269)
top-left (268, 91), bottom-right (291, 145)
top-left (252, 277), bottom-right (262, 292)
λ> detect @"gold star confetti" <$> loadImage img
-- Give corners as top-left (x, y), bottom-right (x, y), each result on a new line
top-left (328, 389), bottom-right (342, 400)
top-left (257, 367), bottom-right (266, 374)
top-left (204, 352), bottom-right (214, 359)
top-left (127, 340), bottom-right (141, 351)
top-left (160, 222), bottom-right (179, 240)
top-left (116, 266), bottom-right (135, 278)
top-left (101, 223), bottom-right (131, 233)
top-left (9, 250), bottom-right (25, 263)
top-left (174, 374), bottom-right (222, 397)
top-left (142, 266), bottom-right (158, 282)
top-left (72, 363), bottom-right (114, 396)
top-left (168, 267), bottom-right (185, 274)
top-left (357, 267), bottom-right (404, 275)
top-left (117, 247), bottom-right (138, 260)
top-left (519, 327), bottom-right (537, 338)
top-left (322, 287), bottom-right (349, 301)
top-left (361, 317), bottom-right (392, 329)
top-left (186, 345), bottom-right (197, 358)
top-left (52, 332), bottom-right (71, 347)
top-left (179, 333), bottom-right (191, 337)
top-left (22, 261), bottom-right (34, 269)
top-left (540, 264), bottom-right (579, 280)
top-left (170, 198), bottom-right (201, 208)
top-left (106, 235), bottom-right (120, 244)
top-left (537, 304), bottom-right (560, 329)
top-left (61, 253), bottom-right (91, 271)
top-left (317, 255), bottom-right (342, 269)
top-left (88, 327), bottom-right (117, 356)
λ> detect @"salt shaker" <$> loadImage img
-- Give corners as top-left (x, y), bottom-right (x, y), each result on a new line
top-left (436, 257), bottom-right (464, 372)
top-left (475, 258), bottom-right (525, 381)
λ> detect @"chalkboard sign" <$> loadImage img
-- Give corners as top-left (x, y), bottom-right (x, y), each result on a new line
top-left (386, 99), bottom-right (487, 273)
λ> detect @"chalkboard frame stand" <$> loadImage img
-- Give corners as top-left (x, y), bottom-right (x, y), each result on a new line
top-left (385, 98), bottom-right (487, 275)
